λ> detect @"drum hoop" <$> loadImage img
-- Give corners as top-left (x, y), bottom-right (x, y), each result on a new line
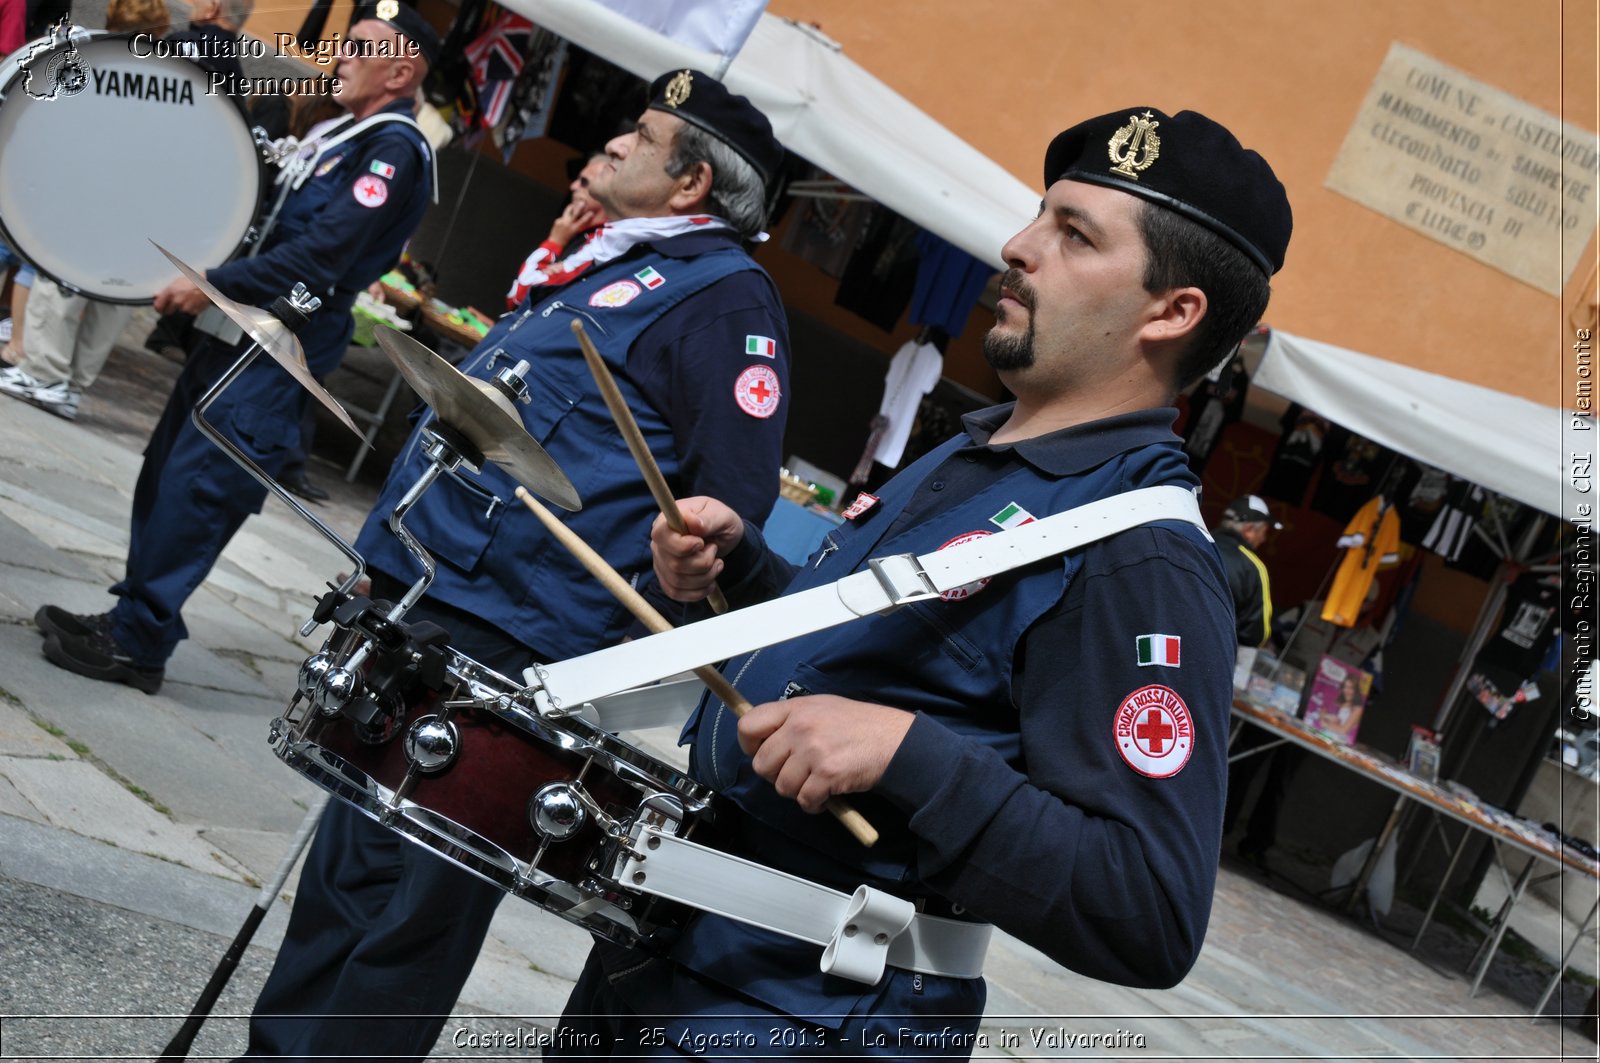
top-left (0, 32), bottom-right (268, 304)
top-left (275, 732), bottom-right (652, 945)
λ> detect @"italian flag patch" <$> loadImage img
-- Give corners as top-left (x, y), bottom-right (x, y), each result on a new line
top-left (635, 266), bottom-right (666, 289)
top-left (370, 160), bottom-right (396, 178)
top-left (1136, 634), bottom-right (1181, 667)
top-left (745, 335), bottom-right (776, 358)
top-left (989, 501), bottom-right (1036, 530)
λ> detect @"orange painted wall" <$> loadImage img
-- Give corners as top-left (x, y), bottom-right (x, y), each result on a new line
top-left (768, 0), bottom-right (1598, 408)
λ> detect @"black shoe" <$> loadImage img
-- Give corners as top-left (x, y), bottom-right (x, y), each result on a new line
top-left (43, 629), bottom-right (164, 695)
top-left (281, 472), bottom-right (330, 504)
top-left (35, 604), bottom-right (113, 642)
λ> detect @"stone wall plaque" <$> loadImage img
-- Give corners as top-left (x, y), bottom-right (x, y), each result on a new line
top-left (1326, 42), bottom-right (1599, 296)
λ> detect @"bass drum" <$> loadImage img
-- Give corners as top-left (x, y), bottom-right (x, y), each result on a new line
top-left (0, 33), bottom-right (264, 303)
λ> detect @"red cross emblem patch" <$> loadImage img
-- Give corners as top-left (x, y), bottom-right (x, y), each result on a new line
top-left (1114, 685), bottom-right (1194, 778)
top-left (353, 174), bottom-right (388, 208)
top-left (734, 364), bottom-right (781, 419)
top-left (936, 530), bottom-right (993, 601)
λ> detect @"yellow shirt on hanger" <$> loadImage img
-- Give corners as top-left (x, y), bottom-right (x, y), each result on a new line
top-left (1322, 496), bottom-right (1400, 627)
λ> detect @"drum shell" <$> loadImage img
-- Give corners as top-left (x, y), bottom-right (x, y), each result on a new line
top-left (0, 33), bottom-right (266, 303)
top-left (302, 697), bottom-right (660, 886)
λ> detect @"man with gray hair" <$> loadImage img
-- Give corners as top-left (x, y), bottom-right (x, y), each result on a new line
top-left (235, 68), bottom-right (792, 1062)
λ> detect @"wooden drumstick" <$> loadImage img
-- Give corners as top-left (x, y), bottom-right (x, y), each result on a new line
top-left (515, 486), bottom-right (879, 848)
top-left (570, 320), bottom-right (731, 616)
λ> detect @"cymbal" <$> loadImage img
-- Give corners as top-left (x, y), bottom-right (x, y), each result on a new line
top-left (151, 242), bottom-right (363, 439)
top-left (373, 326), bottom-right (581, 512)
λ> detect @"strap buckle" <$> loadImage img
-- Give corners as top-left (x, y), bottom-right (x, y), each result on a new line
top-left (820, 885), bottom-right (916, 984)
top-left (867, 554), bottom-right (940, 608)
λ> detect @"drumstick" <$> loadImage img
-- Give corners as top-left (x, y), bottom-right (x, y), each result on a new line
top-left (515, 487), bottom-right (879, 848)
top-left (569, 320), bottom-right (730, 616)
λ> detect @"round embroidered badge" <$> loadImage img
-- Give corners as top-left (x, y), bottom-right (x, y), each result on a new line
top-left (936, 530), bottom-right (992, 601)
top-left (734, 364), bottom-right (781, 419)
top-left (352, 175), bottom-right (388, 208)
top-left (1113, 684), bottom-right (1194, 778)
top-left (589, 280), bottom-right (642, 307)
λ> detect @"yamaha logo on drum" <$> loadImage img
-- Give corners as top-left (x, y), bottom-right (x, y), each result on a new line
top-left (90, 67), bottom-right (197, 105)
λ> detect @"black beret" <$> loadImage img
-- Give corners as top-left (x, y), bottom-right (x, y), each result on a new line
top-left (647, 69), bottom-right (784, 189)
top-left (355, 0), bottom-right (440, 68)
top-left (1044, 107), bottom-right (1291, 275)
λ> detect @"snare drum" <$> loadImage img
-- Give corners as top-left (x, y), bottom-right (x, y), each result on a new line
top-left (0, 33), bottom-right (265, 302)
top-left (271, 637), bottom-right (714, 947)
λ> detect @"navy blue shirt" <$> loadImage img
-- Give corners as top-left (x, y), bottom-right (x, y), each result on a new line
top-left (699, 404), bottom-right (1235, 992)
top-left (206, 100), bottom-right (431, 373)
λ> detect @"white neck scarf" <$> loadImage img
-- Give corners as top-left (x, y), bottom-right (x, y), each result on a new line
top-left (519, 214), bottom-right (735, 291)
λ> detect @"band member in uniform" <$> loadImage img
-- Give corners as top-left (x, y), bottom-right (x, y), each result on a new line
top-left (33, 5), bottom-right (439, 693)
top-left (235, 70), bottom-right (793, 1061)
top-left (552, 106), bottom-right (1293, 1057)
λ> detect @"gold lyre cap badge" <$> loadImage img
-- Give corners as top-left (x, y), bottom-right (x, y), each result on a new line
top-left (1107, 111), bottom-right (1161, 180)
top-left (375, 0), bottom-right (400, 21)
top-left (663, 69), bottom-right (694, 109)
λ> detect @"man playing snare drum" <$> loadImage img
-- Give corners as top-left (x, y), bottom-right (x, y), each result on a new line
top-left (552, 106), bottom-right (1293, 1057)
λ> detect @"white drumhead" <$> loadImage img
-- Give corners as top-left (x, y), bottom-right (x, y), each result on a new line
top-left (0, 34), bottom-right (263, 302)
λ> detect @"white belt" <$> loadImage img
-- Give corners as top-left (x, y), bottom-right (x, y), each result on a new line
top-left (528, 486), bottom-right (1205, 712)
top-left (620, 825), bottom-right (991, 985)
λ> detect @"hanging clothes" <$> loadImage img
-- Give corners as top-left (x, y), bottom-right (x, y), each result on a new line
top-left (1471, 572), bottom-right (1562, 701)
top-left (1322, 495), bottom-right (1401, 627)
top-left (1180, 352), bottom-right (1249, 473)
top-left (867, 339), bottom-right (944, 470)
top-left (833, 207), bottom-right (921, 331)
top-left (464, 9), bottom-right (535, 131)
top-left (1312, 430), bottom-right (1396, 523)
top-left (1258, 404), bottom-right (1328, 506)
top-left (779, 191), bottom-right (870, 277)
top-left (908, 230), bottom-right (995, 339)
top-left (498, 33), bottom-right (568, 160)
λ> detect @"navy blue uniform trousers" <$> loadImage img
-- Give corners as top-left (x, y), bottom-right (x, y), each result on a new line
top-left (240, 573), bottom-right (531, 1062)
top-left (111, 339), bottom-right (306, 668)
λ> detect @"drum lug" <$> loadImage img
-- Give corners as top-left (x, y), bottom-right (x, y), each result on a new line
top-left (528, 782), bottom-right (587, 840)
top-left (402, 715), bottom-right (460, 772)
top-left (313, 665), bottom-right (363, 716)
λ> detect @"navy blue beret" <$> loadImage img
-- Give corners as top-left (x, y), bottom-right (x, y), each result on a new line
top-left (354, 0), bottom-right (440, 68)
top-left (647, 69), bottom-right (783, 189)
top-left (1044, 107), bottom-right (1292, 275)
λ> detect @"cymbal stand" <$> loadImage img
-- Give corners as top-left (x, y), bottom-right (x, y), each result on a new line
top-left (188, 284), bottom-right (371, 635)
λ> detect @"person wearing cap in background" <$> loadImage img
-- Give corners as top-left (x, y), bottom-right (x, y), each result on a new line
top-left (30, 3), bottom-right (438, 694)
top-left (552, 107), bottom-right (1292, 1056)
top-left (1216, 493), bottom-right (1293, 869)
top-left (230, 69), bottom-right (792, 1061)
top-left (1216, 493), bottom-right (1281, 648)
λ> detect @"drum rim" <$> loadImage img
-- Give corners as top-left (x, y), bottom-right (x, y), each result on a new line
top-left (0, 31), bottom-right (268, 305)
top-left (276, 733), bottom-right (654, 947)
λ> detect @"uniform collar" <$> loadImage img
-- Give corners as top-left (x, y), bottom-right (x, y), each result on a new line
top-left (649, 226), bottom-right (745, 259)
top-left (960, 403), bottom-right (1183, 476)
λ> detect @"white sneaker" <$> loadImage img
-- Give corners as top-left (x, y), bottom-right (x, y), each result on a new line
top-left (0, 365), bottom-right (41, 398)
top-left (28, 381), bottom-right (80, 420)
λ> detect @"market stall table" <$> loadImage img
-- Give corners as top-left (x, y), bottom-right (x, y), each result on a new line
top-left (1228, 697), bottom-right (1600, 1010)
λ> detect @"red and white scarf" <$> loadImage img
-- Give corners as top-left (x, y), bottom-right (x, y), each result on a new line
top-left (506, 214), bottom-right (731, 305)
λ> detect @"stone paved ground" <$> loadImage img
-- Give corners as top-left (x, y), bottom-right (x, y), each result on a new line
top-left (0, 320), bottom-right (1595, 1060)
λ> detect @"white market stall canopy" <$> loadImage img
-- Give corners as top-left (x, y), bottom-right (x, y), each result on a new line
top-left (1254, 329), bottom-right (1570, 518)
top-left (505, 0), bottom-right (1036, 269)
